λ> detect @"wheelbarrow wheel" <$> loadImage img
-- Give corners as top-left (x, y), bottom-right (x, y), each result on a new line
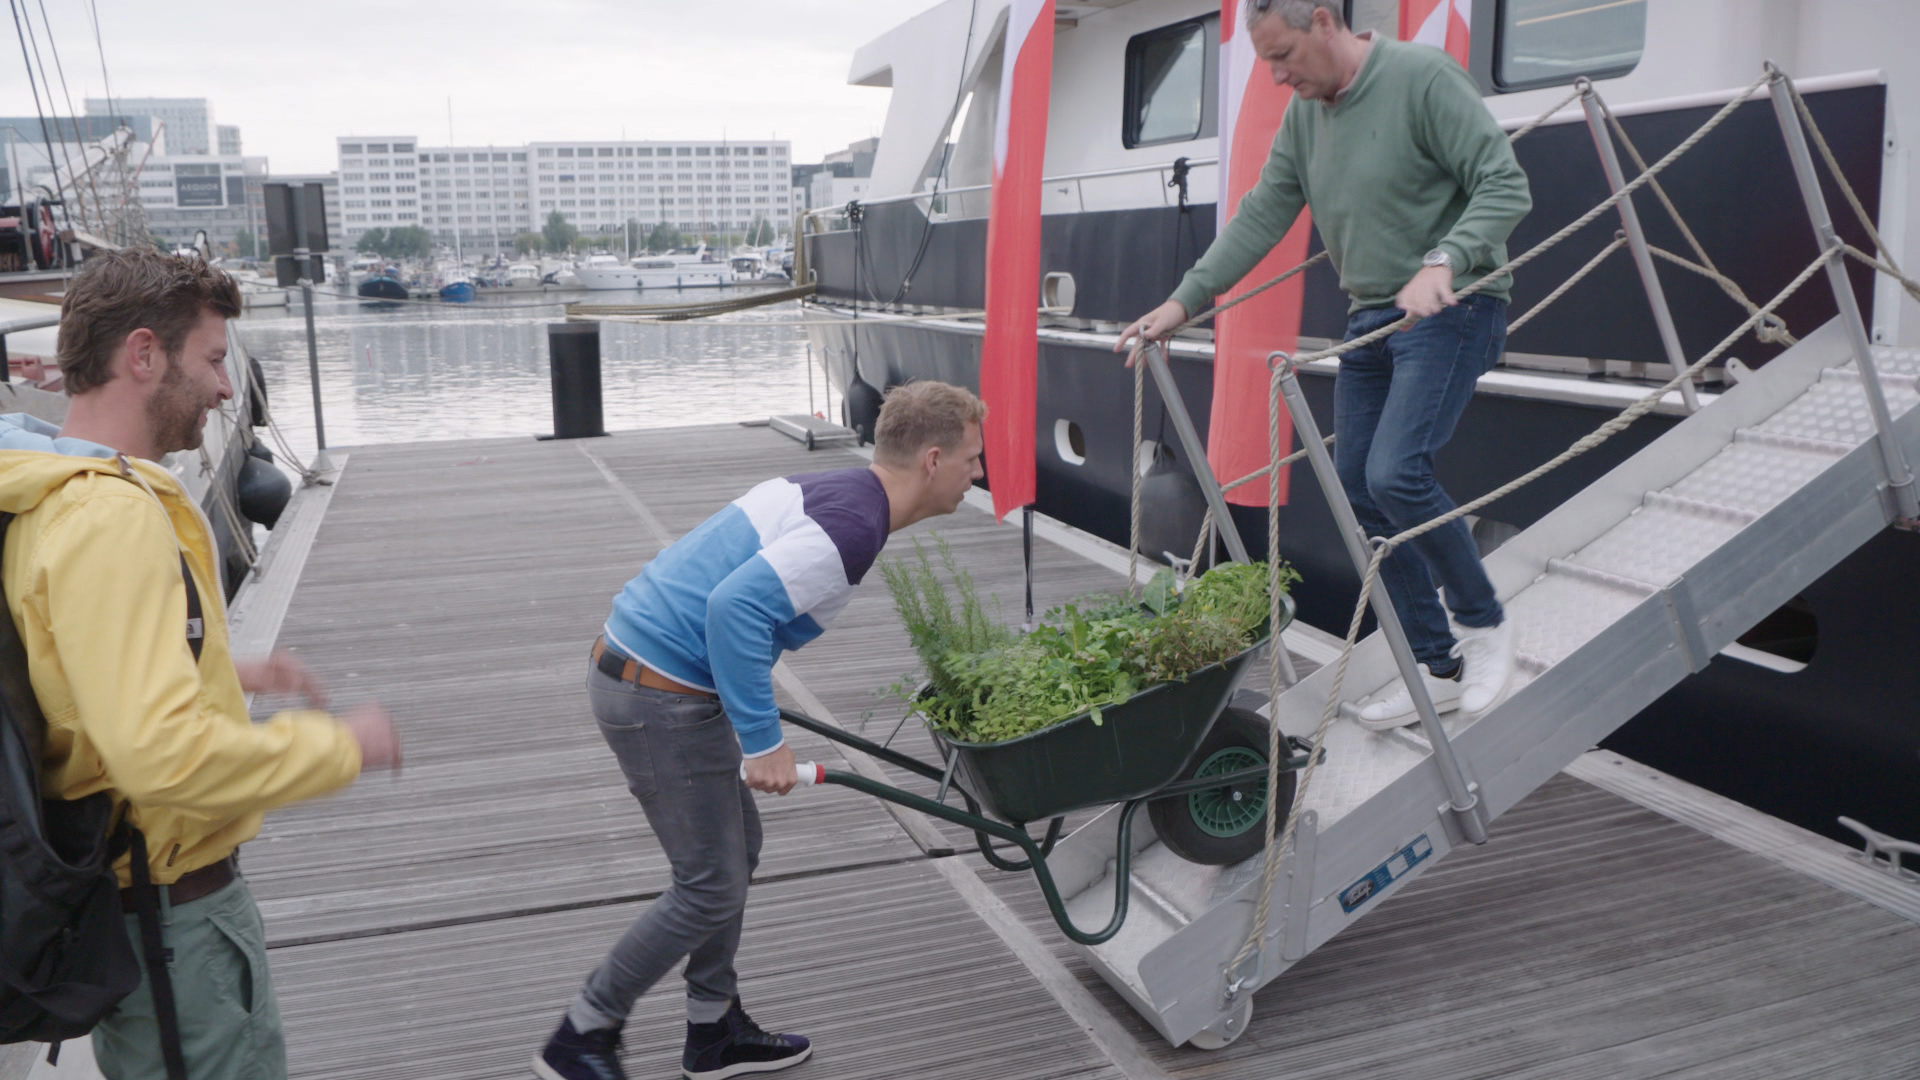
top-left (1149, 706), bottom-right (1293, 866)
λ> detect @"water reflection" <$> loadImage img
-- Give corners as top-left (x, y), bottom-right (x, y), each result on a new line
top-left (237, 287), bottom-right (833, 463)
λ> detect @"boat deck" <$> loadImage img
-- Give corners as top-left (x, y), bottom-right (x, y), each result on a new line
top-left (63, 423), bottom-right (1920, 1079)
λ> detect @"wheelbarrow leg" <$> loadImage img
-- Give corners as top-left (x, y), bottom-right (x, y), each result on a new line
top-left (970, 807), bottom-right (1066, 873)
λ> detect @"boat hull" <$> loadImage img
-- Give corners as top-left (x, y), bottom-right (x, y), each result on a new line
top-left (803, 310), bottom-right (1920, 848)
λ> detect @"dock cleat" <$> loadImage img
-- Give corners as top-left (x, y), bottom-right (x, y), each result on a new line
top-left (683, 998), bottom-right (812, 1080)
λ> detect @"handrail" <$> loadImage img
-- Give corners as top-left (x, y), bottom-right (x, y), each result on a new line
top-left (0, 313), bottom-right (60, 337)
top-left (803, 156), bottom-right (1218, 217)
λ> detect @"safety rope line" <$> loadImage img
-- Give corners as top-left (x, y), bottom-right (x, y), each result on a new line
top-left (1225, 241), bottom-right (1835, 994)
top-left (1644, 244), bottom-right (1797, 347)
top-left (1219, 68), bottom-right (1783, 990)
top-left (1119, 81), bottom-right (1612, 588)
top-left (1596, 93), bottom-right (1794, 345)
top-left (1128, 346), bottom-right (1145, 596)
top-left (1506, 234), bottom-right (1628, 335)
top-left (1786, 78), bottom-right (1920, 306)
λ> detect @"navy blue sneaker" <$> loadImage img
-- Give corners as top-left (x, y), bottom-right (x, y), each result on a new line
top-left (533, 1016), bottom-right (628, 1080)
top-left (682, 999), bottom-right (811, 1080)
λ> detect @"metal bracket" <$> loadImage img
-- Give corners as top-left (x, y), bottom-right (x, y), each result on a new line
top-left (1661, 577), bottom-right (1713, 673)
top-left (1222, 951), bottom-right (1262, 1006)
top-left (1436, 782), bottom-right (1488, 848)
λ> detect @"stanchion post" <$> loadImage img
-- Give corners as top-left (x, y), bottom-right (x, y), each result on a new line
top-left (1273, 356), bottom-right (1487, 844)
top-left (298, 250), bottom-right (329, 473)
top-left (1579, 82), bottom-right (1700, 413)
top-left (1766, 62), bottom-right (1919, 519)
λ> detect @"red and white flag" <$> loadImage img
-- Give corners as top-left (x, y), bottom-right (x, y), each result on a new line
top-left (1400, 0), bottom-right (1471, 66)
top-left (1207, 0), bottom-right (1309, 507)
top-left (979, 0), bottom-right (1055, 521)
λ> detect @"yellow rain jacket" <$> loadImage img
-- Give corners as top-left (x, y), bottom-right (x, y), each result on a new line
top-left (0, 441), bottom-right (360, 886)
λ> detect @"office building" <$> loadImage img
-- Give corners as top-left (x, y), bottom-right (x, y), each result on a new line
top-left (87, 97), bottom-right (211, 155)
top-left (338, 134), bottom-right (792, 255)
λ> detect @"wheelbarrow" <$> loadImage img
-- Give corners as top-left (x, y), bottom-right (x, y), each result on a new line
top-left (776, 594), bottom-right (1316, 946)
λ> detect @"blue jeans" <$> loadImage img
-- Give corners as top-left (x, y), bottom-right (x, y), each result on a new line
top-left (1334, 296), bottom-right (1507, 670)
top-left (574, 665), bottom-right (762, 1027)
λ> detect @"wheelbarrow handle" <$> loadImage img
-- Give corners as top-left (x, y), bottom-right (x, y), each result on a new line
top-left (738, 761), bottom-right (826, 786)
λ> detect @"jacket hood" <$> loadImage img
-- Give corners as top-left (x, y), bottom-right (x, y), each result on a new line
top-left (0, 413), bottom-right (136, 516)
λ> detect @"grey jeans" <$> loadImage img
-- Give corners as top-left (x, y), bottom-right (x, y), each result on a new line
top-left (574, 665), bottom-right (763, 1028)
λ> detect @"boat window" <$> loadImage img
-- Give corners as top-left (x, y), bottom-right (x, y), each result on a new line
top-left (1493, 0), bottom-right (1646, 92)
top-left (1123, 14), bottom-right (1218, 149)
top-left (1343, 0), bottom-right (1400, 39)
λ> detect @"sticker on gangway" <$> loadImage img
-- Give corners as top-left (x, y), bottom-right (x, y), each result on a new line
top-left (1338, 835), bottom-right (1433, 913)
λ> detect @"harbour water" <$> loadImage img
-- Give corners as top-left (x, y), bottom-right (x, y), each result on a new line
top-left (237, 286), bottom-right (831, 462)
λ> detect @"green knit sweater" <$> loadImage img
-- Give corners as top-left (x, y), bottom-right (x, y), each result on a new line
top-left (1171, 37), bottom-right (1532, 315)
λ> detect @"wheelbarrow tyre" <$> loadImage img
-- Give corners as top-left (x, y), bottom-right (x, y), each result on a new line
top-left (1149, 706), bottom-right (1293, 866)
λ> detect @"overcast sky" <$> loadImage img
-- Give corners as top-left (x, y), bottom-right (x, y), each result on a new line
top-left (1, 0), bottom-right (941, 174)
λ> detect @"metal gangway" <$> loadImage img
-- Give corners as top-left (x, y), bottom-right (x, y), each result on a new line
top-left (1055, 65), bottom-right (1920, 1047)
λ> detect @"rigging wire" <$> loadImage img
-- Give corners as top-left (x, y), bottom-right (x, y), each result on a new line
top-left (7, 0), bottom-right (67, 222)
top-left (81, 0), bottom-right (135, 243)
top-left (34, 0), bottom-right (106, 235)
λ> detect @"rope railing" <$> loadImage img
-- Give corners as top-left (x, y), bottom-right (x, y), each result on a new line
top-left (1213, 67), bottom-right (1854, 991)
top-left (1594, 92), bottom-right (1795, 345)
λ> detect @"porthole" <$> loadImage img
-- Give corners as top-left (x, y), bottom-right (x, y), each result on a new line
top-left (1055, 419), bottom-right (1086, 466)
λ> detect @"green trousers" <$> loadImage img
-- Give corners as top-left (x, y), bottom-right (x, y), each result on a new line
top-left (92, 875), bottom-right (285, 1080)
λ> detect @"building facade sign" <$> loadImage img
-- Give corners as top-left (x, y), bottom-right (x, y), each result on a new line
top-left (175, 174), bottom-right (224, 207)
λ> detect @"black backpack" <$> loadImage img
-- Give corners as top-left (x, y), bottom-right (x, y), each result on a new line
top-left (0, 511), bottom-right (198, 1079)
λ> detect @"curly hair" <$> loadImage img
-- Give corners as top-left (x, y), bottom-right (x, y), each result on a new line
top-left (873, 381), bottom-right (987, 467)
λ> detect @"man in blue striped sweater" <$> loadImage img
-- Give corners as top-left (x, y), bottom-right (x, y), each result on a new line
top-left (535, 381), bottom-right (986, 1080)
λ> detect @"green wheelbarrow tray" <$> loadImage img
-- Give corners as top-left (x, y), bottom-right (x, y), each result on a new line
top-left (931, 636), bottom-right (1272, 826)
top-left (777, 594), bottom-right (1315, 947)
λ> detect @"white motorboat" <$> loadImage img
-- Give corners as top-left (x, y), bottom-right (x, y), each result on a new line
top-left (574, 253), bottom-right (644, 291)
top-left (632, 246), bottom-right (731, 289)
top-left (507, 262), bottom-right (542, 288)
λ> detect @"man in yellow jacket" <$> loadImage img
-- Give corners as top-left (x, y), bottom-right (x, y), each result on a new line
top-left (0, 248), bottom-right (399, 1079)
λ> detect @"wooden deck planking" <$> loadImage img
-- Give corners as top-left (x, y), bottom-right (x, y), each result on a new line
top-left (976, 773), bottom-right (1920, 1078)
top-left (240, 422), bottom-right (1920, 1080)
top-left (272, 863), bottom-right (1127, 1080)
top-left (246, 430), bottom-right (924, 944)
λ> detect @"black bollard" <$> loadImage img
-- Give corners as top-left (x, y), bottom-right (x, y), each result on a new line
top-left (543, 322), bottom-right (608, 440)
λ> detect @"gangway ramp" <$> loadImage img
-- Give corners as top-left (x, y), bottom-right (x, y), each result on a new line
top-left (1056, 316), bottom-right (1920, 1047)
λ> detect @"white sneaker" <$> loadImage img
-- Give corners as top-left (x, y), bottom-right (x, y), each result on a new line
top-left (1356, 664), bottom-right (1463, 731)
top-left (1453, 620), bottom-right (1515, 714)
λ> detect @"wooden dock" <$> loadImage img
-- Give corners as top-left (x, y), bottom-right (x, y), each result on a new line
top-left (88, 423), bottom-right (1920, 1078)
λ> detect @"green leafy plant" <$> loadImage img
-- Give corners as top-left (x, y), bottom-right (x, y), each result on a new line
top-left (883, 539), bottom-right (1295, 744)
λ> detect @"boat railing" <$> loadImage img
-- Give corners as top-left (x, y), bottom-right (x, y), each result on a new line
top-left (803, 156), bottom-right (1220, 230)
top-left (0, 310), bottom-right (60, 384)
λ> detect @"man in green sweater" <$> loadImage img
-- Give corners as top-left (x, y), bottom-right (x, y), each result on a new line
top-left (1118, 0), bottom-right (1531, 728)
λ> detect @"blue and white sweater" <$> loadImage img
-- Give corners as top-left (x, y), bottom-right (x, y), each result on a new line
top-left (603, 467), bottom-right (890, 757)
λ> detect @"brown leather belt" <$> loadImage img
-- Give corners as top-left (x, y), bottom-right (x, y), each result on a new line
top-left (592, 636), bottom-right (716, 698)
top-left (122, 856), bottom-right (235, 909)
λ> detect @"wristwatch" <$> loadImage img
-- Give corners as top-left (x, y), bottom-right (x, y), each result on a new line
top-left (1422, 249), bottom-right (1452, 269)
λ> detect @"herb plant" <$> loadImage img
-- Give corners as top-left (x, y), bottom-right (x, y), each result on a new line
top-left (884, 539), bottom-right (1296, 744)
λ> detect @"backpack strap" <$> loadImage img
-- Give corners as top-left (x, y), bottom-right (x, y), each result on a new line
top-left (127, 831), bottom-right (188, 1080)
top-left (180, 554), bottom-right (203, 663)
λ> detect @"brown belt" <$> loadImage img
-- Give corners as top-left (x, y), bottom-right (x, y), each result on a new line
top-left (592, 636), bottom-right (716, 698)
top-left (122, 856), bottom-right (235, 909)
